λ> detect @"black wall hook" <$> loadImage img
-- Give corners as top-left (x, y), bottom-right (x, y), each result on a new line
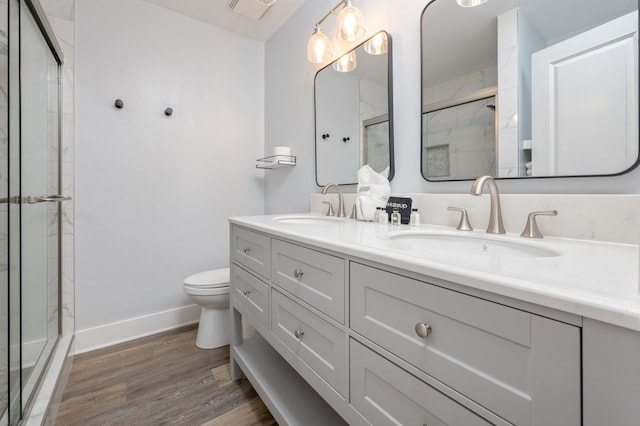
top-left (164, 107), bottom-right (173, 116)
top-left (114, 99), bottom-right (124, 109)
top-left (322, 133), bottom-right (330, 140)
top-left (342, 137), bottom-right (350, 143)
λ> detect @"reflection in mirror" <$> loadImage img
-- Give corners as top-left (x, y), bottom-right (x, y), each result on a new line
top-left (315, 30), bottom-right (393, 186)
top-left (421, 0), bottom-right (639, 181)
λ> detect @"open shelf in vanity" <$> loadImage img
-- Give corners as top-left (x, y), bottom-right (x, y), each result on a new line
top-left (232, 334), bottom-right (346, 425)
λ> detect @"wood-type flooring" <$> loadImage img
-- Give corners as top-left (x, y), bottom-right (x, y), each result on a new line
top-left (50, 325), bottom-right (276, 425)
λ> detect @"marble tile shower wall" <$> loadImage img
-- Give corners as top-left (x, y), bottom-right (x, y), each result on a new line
top-left (41, 0), bottom-right (74, 337)
top-left (497, 8), bottom-right (520, 177)
top-left (422, 65), bottom-right (497, 178)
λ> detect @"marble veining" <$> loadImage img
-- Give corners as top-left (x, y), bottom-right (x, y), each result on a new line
top-left (311, 193), bottom-right (640, 245)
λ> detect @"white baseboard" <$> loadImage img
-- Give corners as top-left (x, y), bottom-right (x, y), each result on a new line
top-left (22, 338), bottom-right (47, 368)
top-left (74, 304), bottom-right (200, 354)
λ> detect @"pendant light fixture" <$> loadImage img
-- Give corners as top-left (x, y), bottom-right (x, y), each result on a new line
top-left (306, 0), bottom-right (366, 64)
top-left (456, 0), bottom-right (488, 7)
top-left (336, 0), bottom-right (365, 42)
top-left (364, 31), bottom-right (388, 55)
top-left (332, 51), bottom-right (357, 72)
top-left (307, 25), bottom-right (333, 63)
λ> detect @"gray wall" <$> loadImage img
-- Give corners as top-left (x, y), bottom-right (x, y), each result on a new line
top-left (264, 0), bottom-right (640, 214)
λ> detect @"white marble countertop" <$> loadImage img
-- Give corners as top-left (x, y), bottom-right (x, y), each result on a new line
top-left (229, 214), bottom-right (640, 332)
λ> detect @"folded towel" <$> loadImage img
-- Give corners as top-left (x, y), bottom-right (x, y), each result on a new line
top-left (355, 165), bottom-right (390, 221)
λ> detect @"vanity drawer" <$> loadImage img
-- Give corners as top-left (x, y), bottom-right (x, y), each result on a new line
top-left (271, 288), bottom-right (348, 398)
top-left (271, 239), bottom-right (345, 323)
top-left (350, 339), bottom-right (493, 426)
top-left (231, 264), bottom-right (269, 329)
top-left (231, 226), bottom-right (271, 279)
top-left (350, 262), bottom-right (581, 426)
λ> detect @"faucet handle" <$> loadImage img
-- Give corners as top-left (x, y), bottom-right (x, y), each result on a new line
top-left (521, 210), bottom-right (557, 238)
top-left (447, 206), bottom-right (473, 231)
top-left (322, 201), bottom-right (335, 217)
top-left (349, 204), bottom-right (358, 220)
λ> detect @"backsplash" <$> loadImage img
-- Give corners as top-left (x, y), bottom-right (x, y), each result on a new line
top-left (310, 193), bottom-right (640, 245)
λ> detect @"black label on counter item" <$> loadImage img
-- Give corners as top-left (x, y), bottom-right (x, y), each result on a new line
top-left (386, 197), bottom-right (412, 224)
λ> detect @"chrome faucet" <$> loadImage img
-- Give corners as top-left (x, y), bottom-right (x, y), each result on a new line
top-left (470, 176), bottom-right (505, 234)
top-left (322, 183), bottom-right (346, 217)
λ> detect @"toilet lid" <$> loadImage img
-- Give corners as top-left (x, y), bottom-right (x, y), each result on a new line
top-left (184, 268), bottom-right (230, 287)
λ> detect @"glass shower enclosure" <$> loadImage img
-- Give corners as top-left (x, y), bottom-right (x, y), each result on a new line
top-left (1, 0), bottom-right (65, 423)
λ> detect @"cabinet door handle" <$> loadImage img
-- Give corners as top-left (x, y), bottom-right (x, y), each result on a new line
top-left (243, 247), bottom-right (250, 254)
top-left (294, 329), bottom-right (304, 339)
top-left (242, 290), bottom-right (251, 296)
top-left (415, 323), bottom-right (432, 339)
top-left (294, 269), bottom-right (304, 279)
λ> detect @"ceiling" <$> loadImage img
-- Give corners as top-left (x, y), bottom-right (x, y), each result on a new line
top-left (144, 0), bottom-right (306, 42)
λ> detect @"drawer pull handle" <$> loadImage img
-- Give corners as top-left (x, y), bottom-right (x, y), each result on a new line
top-left (242, 290), bottom-right (251, 296)
top-left (294, 329), bottom-right (305, 339)
top-left (415, 323), bottom-right (432, 339)
top-left (294, 269), bottom-right (304, 279)
top-left (243, 247), bottom-right (250, 254)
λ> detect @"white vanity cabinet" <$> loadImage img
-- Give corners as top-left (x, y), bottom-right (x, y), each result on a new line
top-left (231, 226), bottom-right (271, 279)
top-left (230, 264), bottom-right (269, 331)
top-left (350, 262), bottom-right (580, 426)
top-left (271, 238), bottom-right (346, 323)
top-left (350, 339), bottom-right (494, 426)
top-left (229, 222), bottom-right (630, 425)
top-left (270, 289), bottom-right (348, 398)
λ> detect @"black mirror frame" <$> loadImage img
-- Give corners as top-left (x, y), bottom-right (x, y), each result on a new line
top-left (314, 30), bottom-right (395, 187)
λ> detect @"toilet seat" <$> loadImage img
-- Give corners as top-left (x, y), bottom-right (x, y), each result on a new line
top-left (184, 268), bottom-right (230, 289)
top-left (183, 284), bottom-right (230, 296)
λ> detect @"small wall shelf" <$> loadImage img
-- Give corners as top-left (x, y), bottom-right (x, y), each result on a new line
top-left (256, 155), bottom-right (296, 169)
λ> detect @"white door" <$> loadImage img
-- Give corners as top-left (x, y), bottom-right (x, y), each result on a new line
top-left (531, 12), bottom-right (638, 176)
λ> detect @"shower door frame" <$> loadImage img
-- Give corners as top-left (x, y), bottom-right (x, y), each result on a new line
top-left (6, 0), bottom-right (65, 423)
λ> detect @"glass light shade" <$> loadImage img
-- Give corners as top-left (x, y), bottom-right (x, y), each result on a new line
top-left (307, 27), bottom-right (333, 63)
top-left (332, 51), bottom-right (357, 73)
top-left (364, 31), bottom-right (388, 55)
top-left (456, 0), bottom-right (488, 7)
top-left (336, 1), bottom-right (365, 42)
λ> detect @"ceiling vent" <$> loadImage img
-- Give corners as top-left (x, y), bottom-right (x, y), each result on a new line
top-left (226, 0), bottom-right (276, 21)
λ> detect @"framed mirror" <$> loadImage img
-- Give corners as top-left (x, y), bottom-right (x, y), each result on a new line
top-left (315, 30), bottom-right (393, 186)
top-left (421, 0), bottom-right (639, 181)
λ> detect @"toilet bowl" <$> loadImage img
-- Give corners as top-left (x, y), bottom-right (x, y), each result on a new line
top-left (183, 268), bottom-right (230, 349)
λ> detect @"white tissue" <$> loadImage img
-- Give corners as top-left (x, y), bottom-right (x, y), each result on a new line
top-left (273, 146), bottom-right (292, 156)
top-left (354, 165), bottom-right (390, 221)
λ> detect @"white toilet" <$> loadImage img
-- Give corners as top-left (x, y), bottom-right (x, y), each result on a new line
top-left (183, 268), bottom-right (230, 349)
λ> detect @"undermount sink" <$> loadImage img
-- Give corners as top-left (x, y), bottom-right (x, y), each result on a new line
top-left (382, 230), bottom-right (561, 258)
top-left (273, 215), bottom-right (346, 225)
